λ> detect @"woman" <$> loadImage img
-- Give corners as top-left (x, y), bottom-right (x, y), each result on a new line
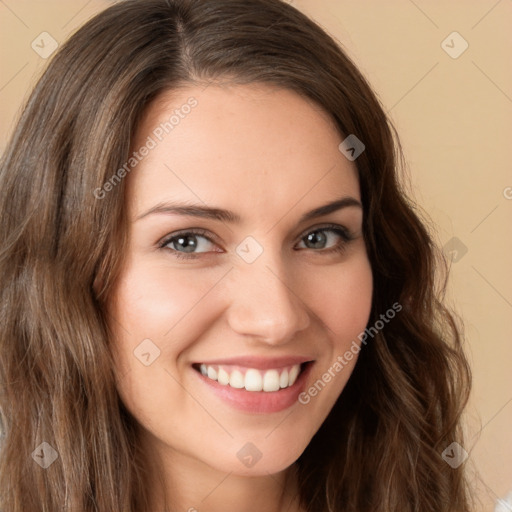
top-left (0, 0), bottom-right (472, 510)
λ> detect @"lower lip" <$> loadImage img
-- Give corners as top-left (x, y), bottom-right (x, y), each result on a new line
top-left (194, 362), bottom-right (314, 413)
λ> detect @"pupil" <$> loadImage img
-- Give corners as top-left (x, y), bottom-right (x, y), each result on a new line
top-left (176, 235), bottom-right (197, 253)
top-left (307, 231), bottom-right (326, 249)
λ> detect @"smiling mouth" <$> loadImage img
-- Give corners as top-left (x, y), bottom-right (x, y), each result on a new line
top-left (192, 362), bottom-right (312, 392)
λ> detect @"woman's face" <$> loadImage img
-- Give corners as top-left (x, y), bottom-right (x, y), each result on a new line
top-left (108, 83), bottom-right (373, 477)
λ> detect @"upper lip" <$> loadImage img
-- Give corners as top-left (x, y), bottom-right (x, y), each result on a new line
top-left (194, 356), bottom-right (314, 370)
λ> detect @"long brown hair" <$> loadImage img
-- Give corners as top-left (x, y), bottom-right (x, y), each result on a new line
top-left (0, 0), bottom-right (472, 510)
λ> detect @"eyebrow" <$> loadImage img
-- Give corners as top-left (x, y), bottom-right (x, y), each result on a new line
top-left (135, 196), bottom-right (362, 224)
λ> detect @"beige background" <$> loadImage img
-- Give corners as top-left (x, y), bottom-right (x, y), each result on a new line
top-left (1, 1), bottom-right (511, 510)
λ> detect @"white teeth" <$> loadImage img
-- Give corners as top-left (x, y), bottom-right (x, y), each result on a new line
top-left (229, 369), bottom-right (245, 389)
top-left (245, 369), bottom-right (263, 391)
top-left (288, 365), bottom-right (300, 386)
top-left (263, 369), bottom-right (280, 392)
top-left (197, 363), bottom-right (303, 392)
top-left (279, 369), bottom-right (289, 389)
top-left (217, 367), bottom-right (230, 386)
top-left (207, 366), bottom-right (217, 380)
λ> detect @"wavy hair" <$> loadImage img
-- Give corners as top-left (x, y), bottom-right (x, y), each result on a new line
top-left (0, 0), bottom-right (472, 510)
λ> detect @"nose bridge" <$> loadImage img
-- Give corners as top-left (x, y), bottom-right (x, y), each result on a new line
top-left (226, 245), bottom-right (310, 342)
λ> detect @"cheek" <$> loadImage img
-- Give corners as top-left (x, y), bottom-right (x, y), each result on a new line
top-left (109, 260), bottom-right (227, 358)
top-left (305, 253), bottom-right (373, 343)
top-left (293, 255), bottom-right (372, 432)
top-left (334, 263), bottom-right (373, 344)
top-left (107, 261), bottom-right (224, 427)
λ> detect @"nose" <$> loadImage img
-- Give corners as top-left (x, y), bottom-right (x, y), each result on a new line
top-left (225, 252), bottom-right (310, 345)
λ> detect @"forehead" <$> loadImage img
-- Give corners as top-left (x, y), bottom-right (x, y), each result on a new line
top-left (127, 83), bottom-right (360, 222)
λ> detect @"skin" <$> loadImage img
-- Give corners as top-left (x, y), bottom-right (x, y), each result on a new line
top-left (107, 82), bottom-right (373, 512)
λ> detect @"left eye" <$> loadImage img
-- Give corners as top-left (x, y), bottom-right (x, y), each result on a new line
top-left (296, 227), bottom-right (350, 250)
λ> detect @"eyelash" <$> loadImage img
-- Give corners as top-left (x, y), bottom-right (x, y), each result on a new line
top-left (158, 223), bottom-right (356, 261)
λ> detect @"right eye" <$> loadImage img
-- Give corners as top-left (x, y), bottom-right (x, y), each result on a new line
top-left (159, 229), bottom-right (221, 260)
